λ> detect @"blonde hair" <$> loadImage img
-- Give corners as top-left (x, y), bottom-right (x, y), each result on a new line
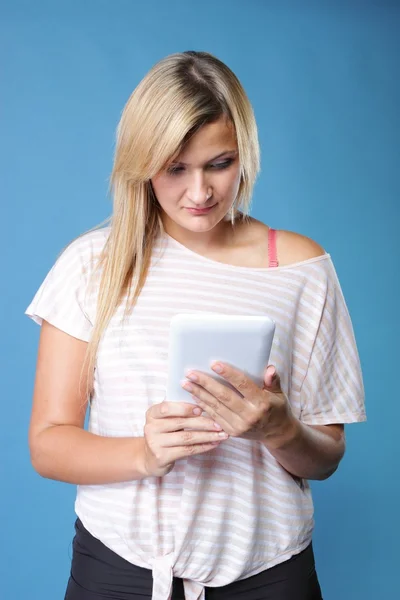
top-left (71, 50), bottom-right (261, 400)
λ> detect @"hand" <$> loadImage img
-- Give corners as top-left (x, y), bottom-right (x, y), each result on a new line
top-left (181, 363), bottom-right (295, 443)
top-left (142, 402), bottom-right (229, 477)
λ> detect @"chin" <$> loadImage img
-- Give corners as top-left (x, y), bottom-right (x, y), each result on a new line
top-left (183, 220), bottom-right (217, 233)
top-left (163, 204), bottom-right (231, 233)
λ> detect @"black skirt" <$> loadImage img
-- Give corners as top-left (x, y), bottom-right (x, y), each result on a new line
top-left (64, 518), bottom-right (323, 600)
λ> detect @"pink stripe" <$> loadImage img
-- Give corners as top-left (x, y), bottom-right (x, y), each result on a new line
top-left (268, 228), bottom-right (279, 267)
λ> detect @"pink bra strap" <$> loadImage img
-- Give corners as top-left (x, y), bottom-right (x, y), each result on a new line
top-left (268, 228), bottom-right (279, 268)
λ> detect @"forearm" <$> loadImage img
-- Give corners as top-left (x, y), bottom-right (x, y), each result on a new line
top-left (264, 415), bottom-right (345, 481)
top-left (30, 425), bottom-right (147, 485)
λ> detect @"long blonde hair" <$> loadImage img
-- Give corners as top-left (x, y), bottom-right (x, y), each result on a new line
top-left (71, 50), bottom-right (261, 400)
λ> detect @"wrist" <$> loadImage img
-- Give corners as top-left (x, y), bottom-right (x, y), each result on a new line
top-left (263, 413), bottom-right (301, 451)
top-left (135, 437), bottom-right (151, 480)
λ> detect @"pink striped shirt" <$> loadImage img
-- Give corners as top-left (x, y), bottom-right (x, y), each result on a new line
top-left (25, 226), bottom-right (366, 600)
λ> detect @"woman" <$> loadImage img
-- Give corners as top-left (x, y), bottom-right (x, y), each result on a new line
top-left (25, 51), bottom-right (366, 600)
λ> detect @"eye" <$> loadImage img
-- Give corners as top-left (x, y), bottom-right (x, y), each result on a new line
top-left (166, 166), bottom-right (185, 176)
top-left (209, 159), bottom-right (234, 170)
top-left (166, 158), bottom-right (234, 176)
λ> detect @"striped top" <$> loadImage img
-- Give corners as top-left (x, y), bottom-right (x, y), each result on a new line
top-left (25, 226), bottom-right (366, 600)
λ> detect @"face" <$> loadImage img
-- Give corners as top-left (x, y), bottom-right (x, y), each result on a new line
top-left (150, 116), bottom-right (241, 241)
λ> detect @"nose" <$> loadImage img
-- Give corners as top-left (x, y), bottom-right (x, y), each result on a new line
top-left (186, 170), bottom-right (211, 206)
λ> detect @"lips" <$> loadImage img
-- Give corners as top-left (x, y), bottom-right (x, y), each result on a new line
top-left (186, 204), bottom-right (216, 215)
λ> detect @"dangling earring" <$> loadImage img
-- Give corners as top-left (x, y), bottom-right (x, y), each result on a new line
top-left (230, 200), bottom-right (237, 226)
top-left (231, 209), bottom-right (236, 226)
top-left (229, 173), bottom-right (244, 226)
top-left (223, 203), bottom-right (236, 224)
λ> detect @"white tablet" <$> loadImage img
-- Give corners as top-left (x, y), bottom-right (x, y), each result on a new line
top-left (166, 313), bottom-right (276, 403)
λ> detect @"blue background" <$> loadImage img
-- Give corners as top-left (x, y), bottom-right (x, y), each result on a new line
top-left (2, 1), bottom-right (398, 598)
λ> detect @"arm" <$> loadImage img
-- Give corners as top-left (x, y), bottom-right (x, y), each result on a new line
top-left (264, 418), bottom-right (346, 481)
top-left (181, 365), bottom-right (346, 482)
top-left (265, 231), bottom-right (346, 480)
top-left (29, 320), bottom-right (148, 485)
top-left (29, 321), bottom-right (224, 485)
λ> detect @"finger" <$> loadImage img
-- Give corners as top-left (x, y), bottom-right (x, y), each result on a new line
top-left (263, 365), bottom-right (282, 392)
top-left (153, 416), bottom-right (224, 433)
top-left (183, 370), bottom-right (243, 414)
top-left (209, 361), bottom-right (260, 399)
top-left (166, 441), bottom-right (223, 463)
top-left (159, 429), bottom-right (229, 448)
top-left (187, 384), bottom-right (243, 431)
top-left (150, 402), bottom-right (202, 419)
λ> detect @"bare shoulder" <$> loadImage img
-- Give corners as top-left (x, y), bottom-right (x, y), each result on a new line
top-left (237, 217), bottom-right (326, 268)
top-left (276, 229), bottom-right (326, 266)
top-left (234, 216), bottom-right (326, 268)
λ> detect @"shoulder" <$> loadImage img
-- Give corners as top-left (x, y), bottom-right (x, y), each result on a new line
top-left (276, 229), bottom-right (326, 266)
top-left (241, 217), bottom-right (326, 267)
top-left (57, 226), bottom-right (110, 264)
top-left (51, 227), bottom-right (111, 282)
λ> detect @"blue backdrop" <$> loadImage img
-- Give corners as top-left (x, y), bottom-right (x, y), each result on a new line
top-left (2, 1), bottom-right (398, 598)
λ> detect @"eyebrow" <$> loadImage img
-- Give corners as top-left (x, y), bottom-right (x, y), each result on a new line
top-left (169, 150), bottom-right (237, 167)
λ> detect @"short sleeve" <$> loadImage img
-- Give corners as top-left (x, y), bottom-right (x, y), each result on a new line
top-left (25, 236), bottom-right (95, 342)
top-left (299, 259), bottom-right (366, 425)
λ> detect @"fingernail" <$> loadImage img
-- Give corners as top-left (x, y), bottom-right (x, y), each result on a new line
top-left (182, 381), bottom-right (193, 392)
top-left (193, 407), bottom-right (201, 415)
top-left (214, 422), bottom-right (222, 430)
top-left (212, 363), bottom-right (223, 373)
top-left (186, 372), bottom-right (198, 382)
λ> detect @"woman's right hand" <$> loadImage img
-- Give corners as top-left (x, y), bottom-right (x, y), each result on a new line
top-left (142, 402), bottom-right (229, 477)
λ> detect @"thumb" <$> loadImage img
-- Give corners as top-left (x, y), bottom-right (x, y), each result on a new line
top-left (263, 365), bottom-right (281, 393)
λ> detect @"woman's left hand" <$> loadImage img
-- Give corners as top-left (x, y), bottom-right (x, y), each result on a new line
top-left (181, 362), bottom-right (295, 442)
